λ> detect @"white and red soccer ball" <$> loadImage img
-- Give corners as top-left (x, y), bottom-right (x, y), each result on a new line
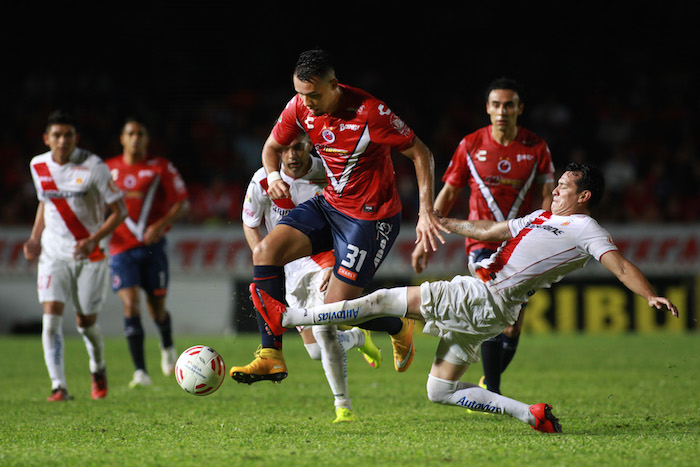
top-left (175, 345), bottom-right (225, 396)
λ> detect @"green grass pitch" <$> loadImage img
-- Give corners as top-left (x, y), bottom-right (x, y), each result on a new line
top-left (1, 330), bottom-right (698, 466)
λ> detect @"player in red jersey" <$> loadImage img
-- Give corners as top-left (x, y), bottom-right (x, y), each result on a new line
top-left (105, 118), bottom-right (189, 389)
top-left (230, 49), bottom-right (448, 384)
top-left (412, 78), bottom-right (555, 396)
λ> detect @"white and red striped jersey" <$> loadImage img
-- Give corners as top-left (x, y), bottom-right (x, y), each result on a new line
top-left (242, 157), bottom-right (326, 233)
top-left (271, 84), bottom-right (416, 221)
top-left (242, 157), bottom-right (334, 297)
top-left (470, 210), bottom-right (617, 312)
top-left (29, 149), bottom-right (123, 262)
top-left (443, 126), bottom-right (555, 255)
top-left (105, 154), bottom-right (188, 255)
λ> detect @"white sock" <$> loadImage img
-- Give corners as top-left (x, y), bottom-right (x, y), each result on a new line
top-left (306, 329), bottom-right (362, 361)
top-left (336, 327), bottom-right (364, 352)
top-left (42, 314), bottom-right (66, 390)
top-left (304, 342), bottom-right (322, 360)
top-left (426, 374), bottom-right (534, 425)
top-left (312, 325), bottom-right (351, 411)
top-left (282, 287), bottom-right (408, 328)
top-left (77, 323), bottom-right (105, 374)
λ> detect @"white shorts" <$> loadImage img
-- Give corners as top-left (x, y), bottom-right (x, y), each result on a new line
top-left (287, 266), bottom-right (331, 333)
top-left (419, 275), bottom-right (518, 366)
top-left (37, 254), bottom-right (109, 316)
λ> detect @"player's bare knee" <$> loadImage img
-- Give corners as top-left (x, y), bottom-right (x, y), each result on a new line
top-left (252, 239), bottom-right (281, 265)
top-left (123, 303), bottom-right (140, 318)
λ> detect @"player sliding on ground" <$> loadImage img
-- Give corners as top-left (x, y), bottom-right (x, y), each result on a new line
top-left (249, 163), bottom-right (679, 432)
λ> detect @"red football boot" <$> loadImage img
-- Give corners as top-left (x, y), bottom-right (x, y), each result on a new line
top-left (91, 369), bottom-right (108, 400)
top-left (530, 403), bottom-right (562, 433)
top-left (249, 283), bottom-right (290, 336)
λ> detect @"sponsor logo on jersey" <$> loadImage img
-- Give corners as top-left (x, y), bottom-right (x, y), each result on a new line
top-left (340, 123), bottom-right (360, 132)
top-left (319, 146), bottom-right (348, 155)
top-left (525, 222), bottom-right (565, 236)
top-left (516, 154), bottom-right (535, 162)
top-left (271, 205), bottom-right (292, 217)
top-left (43, 190), bottom-right (88, 199)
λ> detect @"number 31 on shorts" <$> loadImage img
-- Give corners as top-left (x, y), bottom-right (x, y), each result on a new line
top-left (341, 244), bottom-right (367, 272)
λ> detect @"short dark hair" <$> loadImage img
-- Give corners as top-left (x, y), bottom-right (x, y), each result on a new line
top-left (122, 116), bottom-right (149, 134)
top-left (485, 77), bottom-right (525, 105)
top-left (294, 49), bottom-right (335, 82)
top-left (565, 162), bottom-right (606, 207)
top-left (46, 110), bottom-right (77, 132)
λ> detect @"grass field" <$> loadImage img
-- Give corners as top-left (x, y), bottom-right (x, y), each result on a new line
top-left (1, 330), bottom-right (698, 466)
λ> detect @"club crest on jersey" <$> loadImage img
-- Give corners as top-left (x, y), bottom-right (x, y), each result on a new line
top-left (321, 128), bottom-right (336, 143)
top-left (497, 159), bottom-right (512, 173)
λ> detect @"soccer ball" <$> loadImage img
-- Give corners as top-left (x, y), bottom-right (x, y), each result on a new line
top-left (175, 345), bottom-right (226, 396)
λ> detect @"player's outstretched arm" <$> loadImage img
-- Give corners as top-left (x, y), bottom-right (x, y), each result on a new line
top-left (439, 217), bottom-right (511, 243)
top-left (411, 182), bottom-right (462, 274)
top-left (599, 250), bottom-right (679, 317)
top-left (400, 138), bottom-right (449, 253)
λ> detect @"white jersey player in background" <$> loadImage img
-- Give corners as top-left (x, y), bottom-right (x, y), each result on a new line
top-left (250, 162), bottom-right (679, 432)
top-left (24, 110), bottom-right (127, 401)
top-left (238, 133), bottom-right (382, 423)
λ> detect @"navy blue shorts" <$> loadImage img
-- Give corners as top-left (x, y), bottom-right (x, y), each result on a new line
top-left (469, 248), bottom-right (496, 265)
top-left (278, 196), bottom-right (401, 288)
top-left (109, 238), bottom-right (169, 296)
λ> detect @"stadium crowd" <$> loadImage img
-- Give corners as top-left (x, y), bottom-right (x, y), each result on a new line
top-left (2, 62), bottom-right (698, 227)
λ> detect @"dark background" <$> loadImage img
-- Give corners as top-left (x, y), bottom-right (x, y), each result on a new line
top-left (3, 4), bottom-right (698, 226)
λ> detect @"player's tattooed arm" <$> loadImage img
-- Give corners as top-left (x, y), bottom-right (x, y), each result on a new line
top-left (438, 217), bottom-right (512, 242)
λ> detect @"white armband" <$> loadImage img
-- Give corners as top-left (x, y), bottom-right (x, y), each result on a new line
top-left (267, 171), bottom-right (282, 184)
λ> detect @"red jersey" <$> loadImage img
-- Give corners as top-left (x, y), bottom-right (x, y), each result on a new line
top-left (105, 154), bottom-right (188, 255)
top-left (442, 126), bottom-right (554, 254)
top-left (271, 84), bottom-right (416, 220)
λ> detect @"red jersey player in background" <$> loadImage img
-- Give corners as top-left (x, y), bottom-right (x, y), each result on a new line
top-left (106, 118), bottom-right (189, 389)
top-left (412, 78), bottom-right (555, 396)
top-left (230, 49), bottom-right (448, 384)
